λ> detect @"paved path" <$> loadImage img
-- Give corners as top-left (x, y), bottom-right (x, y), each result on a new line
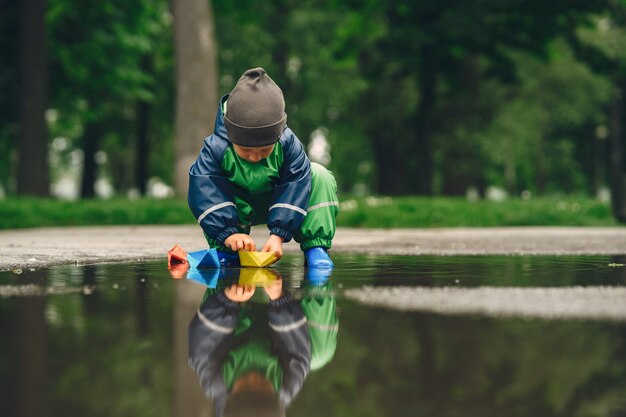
top-left (1, 226), bottom-right (625, 272)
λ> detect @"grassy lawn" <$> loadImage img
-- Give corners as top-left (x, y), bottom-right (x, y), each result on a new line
top-left (0, 196), bottom-right (619, 230)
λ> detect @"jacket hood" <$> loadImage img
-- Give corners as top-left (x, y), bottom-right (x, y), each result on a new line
top-left (212, 95), bottom-right (230, 141)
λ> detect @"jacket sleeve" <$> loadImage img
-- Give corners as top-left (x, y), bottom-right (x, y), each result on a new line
top-left (268, 294), bottom-right (311, 405)
top-left (188, 292), bottom-right (240, 407)
top-left (188, 136), bottom-right (240, 244)
top-left (267, 129), bottom-right (312, 242)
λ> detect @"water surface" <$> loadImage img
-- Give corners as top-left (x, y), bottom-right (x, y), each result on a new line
top-left (1, 255), bottom-right (625, 417)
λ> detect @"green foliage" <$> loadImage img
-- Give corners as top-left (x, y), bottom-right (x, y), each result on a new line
top-left (45, 0), bottom-right (174, 195)
top-left (1, 0), bottom-right (625, 218)
top-left (479, 42), bottom-right (613, 194)
top-left (213, 0), bottom-right (371, 192)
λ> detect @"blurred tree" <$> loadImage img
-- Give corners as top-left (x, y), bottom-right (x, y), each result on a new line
top-left (342, 0), bottom-right (609, 195)
top-left (1, 0), bottom-right (624, 203)
top-left (0, 0), bottom-right (19, 195)
top-left (479, 44), bottom-right (611, 196)
top-left (48, 0), bottom-right (166, 198)
top-left (135, 56), bottom-right (152, 196)
top-left (17, 0), bottom-right (49, 196)
top-left (569, 3), bottom-right (626, 222)
top-left (212, 0), bottom-right (370, 193)
top-left (172, 0), bottom-right (218, 197)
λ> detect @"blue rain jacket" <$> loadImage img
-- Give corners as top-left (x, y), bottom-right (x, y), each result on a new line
top-left (188, 95), bottom-right (312, 244)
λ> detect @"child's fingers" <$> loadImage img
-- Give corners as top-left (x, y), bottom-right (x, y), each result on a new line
top-left (238, 236), bottom-right (254, 251)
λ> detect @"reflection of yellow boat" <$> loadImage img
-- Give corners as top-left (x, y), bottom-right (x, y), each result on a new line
top-left (239, 268), bottom-right (279, 287)
top-left (238, 251), bottom-right (278, 268)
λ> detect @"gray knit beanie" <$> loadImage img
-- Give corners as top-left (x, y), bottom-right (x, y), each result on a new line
top-left (224, 67), bottom-right (287, 147)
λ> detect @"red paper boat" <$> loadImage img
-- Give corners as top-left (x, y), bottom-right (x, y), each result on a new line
top-left (168, 244), bottom-right (188, 265)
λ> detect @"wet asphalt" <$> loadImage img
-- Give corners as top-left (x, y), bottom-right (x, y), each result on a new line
top-left (0, 225), bottom-right (625, 272)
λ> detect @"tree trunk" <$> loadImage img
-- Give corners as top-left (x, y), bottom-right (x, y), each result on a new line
top-left (136, 96), bottom-right (150, 196)
top-left (130, 55), bottom-right (153, 196)
top-left (536, 134), bottom-right (546, 195)
top-left (593, 128), bottom-right (606, 197)
top-left (17, 0), bottom-right (49, 196)
top-left (415, 46), bottom-right (436, 195)
top-left (135, 55), bottom-right (153, 196)
top-left (80, 122), bottom-right (102, 198)
top-left (610, 79), bottom-right (626, 223)
top-left (442, 56), bottom-right (483, 196)
top-left (172, 0), bottom-right (218, 197)
top-left (504, 149), bottom-right (517, 195)
top-left (373, 136), bottom-right (407, 195)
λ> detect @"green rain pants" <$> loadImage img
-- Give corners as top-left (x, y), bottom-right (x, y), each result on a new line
top-left (206, 162), bottom-right (339, 252)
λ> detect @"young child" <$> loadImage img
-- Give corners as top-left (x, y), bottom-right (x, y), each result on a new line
top-left (188, 67), bottom-right (339, 268)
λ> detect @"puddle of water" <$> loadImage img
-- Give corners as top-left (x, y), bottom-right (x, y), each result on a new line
top-left (0, 255), bottom-right (625, 416)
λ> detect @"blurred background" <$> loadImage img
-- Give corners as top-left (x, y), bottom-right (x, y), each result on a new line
top-left (1, 0), bottom-right (626, 224)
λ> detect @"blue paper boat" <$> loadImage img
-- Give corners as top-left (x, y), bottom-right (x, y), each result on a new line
top-left (187, 249), bottom-right (220, 269)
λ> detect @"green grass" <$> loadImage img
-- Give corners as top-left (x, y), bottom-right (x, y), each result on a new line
top-left (338, 196), bottom-right (619, 227)
top-left (0, 198), bottom-right (196, 229)
top-left (0, 196), bottom-right (620, 230)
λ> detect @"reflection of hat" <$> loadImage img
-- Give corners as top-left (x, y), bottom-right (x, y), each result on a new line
top-left (224, 391), bottom-right (285, 417)
top-left (224, 67), bottom-right (287, 147)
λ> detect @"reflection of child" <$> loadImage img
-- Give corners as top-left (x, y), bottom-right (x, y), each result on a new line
top-left (188, 67), bottom-right (339, 268)
top-left (187, 273), bottom-right (338, 417)
top-left (188, 278), bottom-right (309, 417)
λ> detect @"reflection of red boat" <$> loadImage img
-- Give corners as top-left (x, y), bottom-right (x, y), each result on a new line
top-left (168, 262), bottom-right (189, 279)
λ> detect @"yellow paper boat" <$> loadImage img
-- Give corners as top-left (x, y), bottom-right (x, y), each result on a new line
top-left (238, 251), bottom-right (278, 268)
top-left (239, 268), bottom-right (279, 287)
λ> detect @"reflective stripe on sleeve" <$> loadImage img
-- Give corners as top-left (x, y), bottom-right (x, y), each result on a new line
top-left (197, 310), bottom-right (234, 334)
top-left (197, 202), bottom-right (237, 224)
top-left (269, 203), bottom-right (308, 216)
top-left (269, 317), bottom-right (307, 332)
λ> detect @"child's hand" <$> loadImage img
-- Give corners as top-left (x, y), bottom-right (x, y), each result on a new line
top-left (262, 235), bottom-right (284, 258)
top-left (224, 284), bottom-right (255, 302)
top-left (224, 233), bottom-right (256, 251)
top-left (263, 278), bottom-right (283, 300)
